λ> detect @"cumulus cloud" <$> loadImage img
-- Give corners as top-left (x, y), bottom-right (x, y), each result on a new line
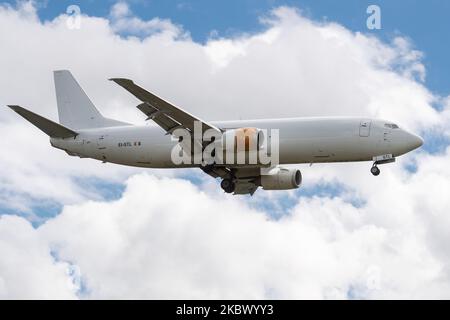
top-left (109, 2), bottom-right (185, 39)
top-left (1, 166), bottom-right (449, 299)
top-left (0, 1), bottom-right (450, 299)
top-left (0, 215), bottom-right (77, 299)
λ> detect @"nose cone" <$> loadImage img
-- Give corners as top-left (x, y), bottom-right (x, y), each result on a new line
top-left (406, 132), bottom-right (424, 151)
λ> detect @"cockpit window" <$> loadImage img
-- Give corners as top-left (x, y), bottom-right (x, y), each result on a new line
top-left (384, 123), bottom-right (399, 129)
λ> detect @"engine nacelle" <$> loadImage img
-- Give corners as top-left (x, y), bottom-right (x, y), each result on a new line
top-left (260, 167), bottom-right (302, 190)
top-left (220, 127), bottom-right (264, 165)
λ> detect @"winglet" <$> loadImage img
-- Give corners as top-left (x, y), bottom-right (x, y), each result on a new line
top-left (7, 105), bottom-right (78, 138)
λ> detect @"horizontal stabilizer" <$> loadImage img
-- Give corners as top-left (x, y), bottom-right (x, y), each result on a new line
top-left (7, 105), bottom-right (77, 138)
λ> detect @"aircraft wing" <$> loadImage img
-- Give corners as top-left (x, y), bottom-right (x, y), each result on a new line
top-left (110, 78), bottom-right (221, 134)
top-left (110, 78), bottom-right (258, 195)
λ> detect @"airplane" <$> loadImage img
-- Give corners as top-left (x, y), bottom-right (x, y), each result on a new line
top-left (7, 70), bottom-right (423, 195)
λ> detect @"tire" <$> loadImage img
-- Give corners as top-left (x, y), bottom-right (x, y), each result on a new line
top-left (371, 166), bottom-right (380, 176)
top-left (220, 179), bottom-right (235, 193)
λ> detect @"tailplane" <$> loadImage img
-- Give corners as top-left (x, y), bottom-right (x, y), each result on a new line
top-left (54, 70), bottom-right (127, 129)
top-left (7, 105), bottom-right (77, 138)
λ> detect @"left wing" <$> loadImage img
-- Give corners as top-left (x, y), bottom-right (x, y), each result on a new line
top-left (110, 78), bottom-right (221, 134)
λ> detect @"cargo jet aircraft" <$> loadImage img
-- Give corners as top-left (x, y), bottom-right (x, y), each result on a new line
top-left (7, 70), bottom-right (423, 195)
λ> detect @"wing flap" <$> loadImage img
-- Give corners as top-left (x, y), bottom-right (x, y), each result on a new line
top-left (136, 102), bottom-right (182, 133)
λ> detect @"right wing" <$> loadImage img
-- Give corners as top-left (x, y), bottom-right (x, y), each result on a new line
top-left (110, 78), bottom-right (221, 135)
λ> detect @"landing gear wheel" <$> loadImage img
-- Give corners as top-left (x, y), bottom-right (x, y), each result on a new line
top-left (220, 179), bottom-right (235, 193)
top-left (371, 166), bottom-right (380, 176)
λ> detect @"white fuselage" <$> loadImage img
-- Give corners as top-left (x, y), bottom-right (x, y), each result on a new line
top-left (50, 117), bottom-right (423, 168)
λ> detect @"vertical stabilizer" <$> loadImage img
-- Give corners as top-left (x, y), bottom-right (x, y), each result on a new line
top-left (54, 70), bottom-right (127, 129)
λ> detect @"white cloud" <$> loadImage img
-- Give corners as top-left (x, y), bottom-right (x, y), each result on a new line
top-left (0, 1), bottom-right (449, 299)
top-left (109, 1), bottom-right (185, 39)
top-left (0, 163), bottom-right (449, 299)
top-left (0, 215), bottom-right (77, 299)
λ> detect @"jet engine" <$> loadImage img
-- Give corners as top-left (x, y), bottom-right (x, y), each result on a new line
top-left (220, 127), bottom-right (264, 165)
top-left (260, 167), bottom-right (302, 190)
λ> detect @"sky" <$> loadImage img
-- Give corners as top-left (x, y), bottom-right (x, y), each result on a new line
top-left (0, 0), bottom-right (450, 299)
top-left (4, 0), bottom-right (450, 95)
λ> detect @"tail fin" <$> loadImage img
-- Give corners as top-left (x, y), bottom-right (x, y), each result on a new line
top-left (7, 105), bottom-right (77, 138)
top-left (54, 70), bottom-right (127, 129)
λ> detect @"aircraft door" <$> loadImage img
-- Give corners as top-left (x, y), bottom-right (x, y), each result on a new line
top-left (359, 119), bottom-right (372, 137)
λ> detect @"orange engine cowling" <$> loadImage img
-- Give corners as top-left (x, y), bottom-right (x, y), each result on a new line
top-left (221, 128), bottom-right (264, 165)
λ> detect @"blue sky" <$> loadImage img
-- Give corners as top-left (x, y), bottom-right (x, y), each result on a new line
top-left (6, 0), bottom-right (450, 96)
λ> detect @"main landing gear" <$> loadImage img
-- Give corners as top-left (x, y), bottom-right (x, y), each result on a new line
top-left (221, 178), bottom-right (235, 193)
top-left (370, 154), bottom-right (396, 176)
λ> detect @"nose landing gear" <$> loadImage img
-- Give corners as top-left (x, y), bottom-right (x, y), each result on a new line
top-left (221, 178), bottom-right (235, 193)
top-left (370, 154), bottom-right (395, 176)
top-left (371, 165), bottom-right (381, 176)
